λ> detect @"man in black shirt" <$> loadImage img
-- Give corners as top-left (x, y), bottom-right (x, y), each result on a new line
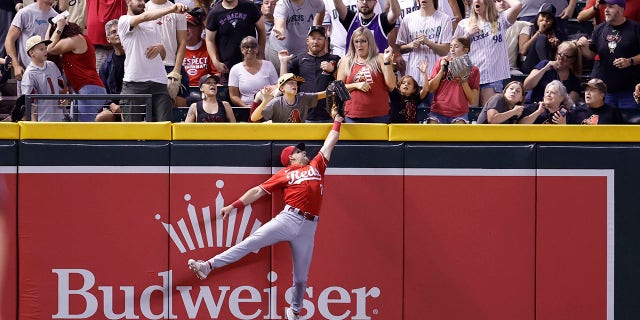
top-left (567, 78), bottom-right (625, 124)
top-left (279, 26), bottom-right (340, 122)
top-left (205, 0), bottom-right (265, 84)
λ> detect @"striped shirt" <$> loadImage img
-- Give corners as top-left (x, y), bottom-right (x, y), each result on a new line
top-left (396, 10), bottom-right (452, 83)
top-left (454, 11), bottom-right (513, 84)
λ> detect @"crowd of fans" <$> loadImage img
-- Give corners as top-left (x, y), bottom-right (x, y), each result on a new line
top-left (0, 0), bottom-right (639, 124)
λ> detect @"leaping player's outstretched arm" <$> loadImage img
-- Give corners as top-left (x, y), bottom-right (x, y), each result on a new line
top-left (319, 115), bottom-right (344, 161)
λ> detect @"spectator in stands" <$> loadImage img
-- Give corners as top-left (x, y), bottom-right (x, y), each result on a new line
top-left (476, 80), bottom-right (526, 123)
top-left (205, 0), bottom-right (265, 84)
top-left (332, 0), bottom-right (401, 53)
top-left (97, 19), bottom-right (125, 122)
top-left (185, 74), bottom-right (236, 122)
top-left (577, 0), bottom-right (640, 109)
top-left (454, 0), bottom-right (522, 106)
top-left (266, 0), bottom-right (325, 72)
top-left (250, 73), bottom-right (327, 122)
top-left (262, 0), bottom-right (277, 38)
top-left (0, 2), bottom-right (21, 60)
top-left (519, 79), bottom-right (573, 123)
top-left (577, 0), bottom-right (640, 25)
top-left (322, 0), bottom-right (383, 57)
top-left (396, 0), bottom-right (452, 93)
top-left (86, 1), bottom-right (127, 73)
top-left (517, 0), bottom-right (577, 34)
top-left (567, 78), bottom-right (625, 124)
top-left (228, 36), bottom-right (279, 108)
top-left (495, 0), bottom-right (531, 75)
top-left (146, 0), bottom-right (189, 108)
top-left (5, 0), bottom-right (58, 87)
top-left (427, 36), bottom-right (480, 123)
top-left (118, 0), bottom-right (188, 122)
top-left (21, 35), bottom-right (68, 122)
top-left (278, 25), bottom-right (340, 122)
top-left (523, 40), bottom-right (581, 103)
top-left (184, 10), bottom-right (216, 97)
top-left (520, 3), bottom-right (567, 73)
top-left (336, 27), bottom-right (396, 123)
top-left (45, 18), bottom-right (107, 122)
top-left (388, 61), bottom-right (430, 123)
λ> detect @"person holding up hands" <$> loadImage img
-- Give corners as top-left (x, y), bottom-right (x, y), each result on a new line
top-left (336, 27), bottom-right (396, 123)
top-left (426, 37), bottom-right (480, 124)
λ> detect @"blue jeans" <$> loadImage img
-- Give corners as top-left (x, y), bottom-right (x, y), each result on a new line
top-left (480, 80), bottom-right (504, 93)
top-left (427, 111), bottom-right (469, 124)
top-left (76, 85), bottom-right (107, 122)
top-left (606, 91), bottom-right (640, 109)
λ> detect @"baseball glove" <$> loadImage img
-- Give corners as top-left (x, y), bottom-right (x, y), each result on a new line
top-left (326, 80), bottom-right (350, 118)
top-left (446, 54), bottom-right (473, 81)
top-left (167, 71), bottom-right (184, 100)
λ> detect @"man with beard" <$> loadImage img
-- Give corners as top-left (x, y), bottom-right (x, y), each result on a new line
top-left (278, 26), bottom-right (340, 122)
top-left (333, 0), bottom-right (401, 52)
top-left (567, 78), bottom-right (624, 124)
top-left (117, 0), bottom-right (187, 121)
top-left (577, 0), bottom-right (640, 108)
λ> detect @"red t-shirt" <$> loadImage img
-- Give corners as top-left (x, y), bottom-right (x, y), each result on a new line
top-left (430, 57), bottom-right (480, 117)
top-left (259, 152), bottom-right (328, 215)
top-left (583, 0), bottom-right (640, 24)
top-left (344, 62), bottom-right (390, 118)
top-left (184, 41), bottom-right (217, 87)
top-left (86, 0), bottom-right (127, 46)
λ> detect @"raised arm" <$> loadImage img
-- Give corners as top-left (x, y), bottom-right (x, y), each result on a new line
top-left (379, 48), bottom-right (396, 90)
top-left (504, 0), bottom-right (522, 24)
top-left (319, 114), bottom-right (345, 161)
top-left (333, 0), bottom-right (348, 21)
top-left (129, 3), bottom-right (187, 29)
top-left (386, 0), bottom-right (401, 25)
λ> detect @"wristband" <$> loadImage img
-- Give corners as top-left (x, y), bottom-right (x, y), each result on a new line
top-left (231, 199), bottom-right (245, 209)
top-left (629, 58), bottom-right (634, 66)
top-left (332, 121), bottom-right (341, 132)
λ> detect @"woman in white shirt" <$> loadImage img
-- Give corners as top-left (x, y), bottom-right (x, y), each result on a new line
top-left (228, 36), bottom-right (279, 108)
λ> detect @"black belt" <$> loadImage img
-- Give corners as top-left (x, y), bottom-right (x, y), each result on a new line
top-left (284, 205), bottom-right (319, 222)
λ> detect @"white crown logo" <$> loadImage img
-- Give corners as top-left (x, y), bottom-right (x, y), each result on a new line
top-left (156, 179), bottom-right (264, 253)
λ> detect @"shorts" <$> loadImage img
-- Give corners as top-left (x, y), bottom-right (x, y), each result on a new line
top-left (427, 112), bottom-right (469, 124)
top-left (480, 81), bottom-right (504, 93)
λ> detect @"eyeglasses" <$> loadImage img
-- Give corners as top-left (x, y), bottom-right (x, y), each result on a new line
top-left (557, 53), bottom-right (575, 59)
top-left (357, 0), bottom-right (376, 3)
top-left (354, 39), bottom-right (368, 44)
top-left (242, 44), bottom-right (258, 50)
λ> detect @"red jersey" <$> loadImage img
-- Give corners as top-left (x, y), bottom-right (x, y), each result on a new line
top-left (259, 152), bottom-right (328, 215)
top-left (184, 40), bottom-right (217, 87)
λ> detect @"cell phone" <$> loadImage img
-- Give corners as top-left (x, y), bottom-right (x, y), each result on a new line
top-left (558, 107), bottom-right (568, 116)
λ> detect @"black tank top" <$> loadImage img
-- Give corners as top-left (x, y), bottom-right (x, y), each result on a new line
top-left (196, 99), bottom-right (228, 123)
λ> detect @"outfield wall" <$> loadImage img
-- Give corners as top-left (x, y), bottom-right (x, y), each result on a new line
top-left (1, 122), bottom-right (639, 319)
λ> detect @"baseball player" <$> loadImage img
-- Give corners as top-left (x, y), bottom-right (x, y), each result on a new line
top-left (188, 113), bottom-right (345, 320)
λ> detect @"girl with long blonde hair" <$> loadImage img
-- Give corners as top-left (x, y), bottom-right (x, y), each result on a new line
top-left (453, 0), bottom-right (522, 107)
top-left (336, 27), bottom-right (396, 123)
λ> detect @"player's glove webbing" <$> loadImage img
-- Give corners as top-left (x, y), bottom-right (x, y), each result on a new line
top-left (326, 80), bottom-right (350, 119)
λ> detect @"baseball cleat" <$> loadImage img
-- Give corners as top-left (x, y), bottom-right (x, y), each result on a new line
top-left (286, 307), bottom-right (302, 320)
top-left (187, 259), bottom-right (212, 279)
